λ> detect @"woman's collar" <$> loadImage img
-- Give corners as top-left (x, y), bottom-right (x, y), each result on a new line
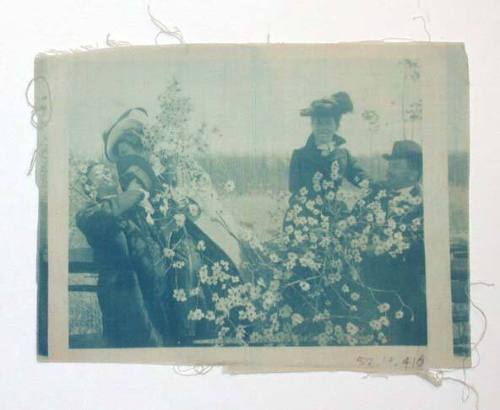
top-left (305, 133), bottom-right (347, 150)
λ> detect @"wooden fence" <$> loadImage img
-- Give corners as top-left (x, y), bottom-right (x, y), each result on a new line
top-left (65, 240), bottom-right (470, 355)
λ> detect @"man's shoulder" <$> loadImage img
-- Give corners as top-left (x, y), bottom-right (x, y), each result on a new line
top-left (76, 199), bottom-right (116, 228)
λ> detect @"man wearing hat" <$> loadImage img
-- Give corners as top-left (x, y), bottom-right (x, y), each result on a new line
top-left (360, 140), bottom-right (427, 345)
top-left (76, 162), bottom-right (168, 347)
top-left (383, 140), bottom-right (423, 196)
top-left (289, 92), bottom-right (367, 198)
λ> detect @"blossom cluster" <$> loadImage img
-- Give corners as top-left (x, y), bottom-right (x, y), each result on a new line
top-left (173, 160), bottom-right (425, 347)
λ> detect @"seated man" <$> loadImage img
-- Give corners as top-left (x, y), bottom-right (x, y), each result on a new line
top-left (359, 140), bottom-right (427, 345)
top-left (76, 163), bottom-right (170, 347)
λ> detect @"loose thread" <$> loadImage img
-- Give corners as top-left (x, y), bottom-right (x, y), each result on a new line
top-left (173, 366), bottom-right (213, 376)
top-left (381, 13), bottom-right (432, 43)
top-left (25, 76), bottom-right (52, 176)
top-left (424, 278), bottom-right (493, 408)
top-left (105, 33), bottom-right (131, 48)
top-left (471, 281), bottom-right (495, 288)
top-left (467, 284), bottom-right (490, 351)
top-left (380, 37), bottom-right (416, 42)
top-left (362, 373), bottom-right (389, 380)
top-left (466, 283), bottom-right (491, 369)
top-left (420, 370), bottom-right (479, 409)
top-left (81, 44), bottom-right (99, 51)
top-left (412, 15), bottom-right (431, 41)
top-left (25, 76), bottom-right (52, 129)
top-left (147, 5), bottom-right (184, 44)
top-left (441, 376), bottom-right (480, 410)
top-left (27, 149), bottom-right (38, 176)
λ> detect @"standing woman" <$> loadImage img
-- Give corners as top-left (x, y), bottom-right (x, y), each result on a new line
top-left (289, 92), bottom-right (367, 197)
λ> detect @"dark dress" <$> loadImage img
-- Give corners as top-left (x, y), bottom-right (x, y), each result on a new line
top-left (289, 134), bottom-right (367, 196)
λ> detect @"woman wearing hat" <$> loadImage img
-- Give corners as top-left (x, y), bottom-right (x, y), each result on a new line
top-left (99, 108), bottom-right (250, 344)
top-left (289, 92), bottom-right (367, 197)
top-left (99, 108), bottom-right (213, 344)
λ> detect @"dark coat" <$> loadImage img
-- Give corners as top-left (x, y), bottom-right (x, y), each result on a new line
top-left (76, 198), bottom-right (171, 347)
top-left (76, 194), bottom-right (230, 347)
top-left (358, 184), bottom-right (427, 345)
top-left (289, 134), bottom-right (367, 196)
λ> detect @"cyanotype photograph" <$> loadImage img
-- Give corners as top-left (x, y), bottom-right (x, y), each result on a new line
top-left (36, 44), bottom-right (469, 369)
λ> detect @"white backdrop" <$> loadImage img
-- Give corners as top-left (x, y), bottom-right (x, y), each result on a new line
top-left (1, 1), bottom-right (499, 409)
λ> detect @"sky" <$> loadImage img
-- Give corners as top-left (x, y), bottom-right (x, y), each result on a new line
top-left (63, 44), bottom-right (468, 159)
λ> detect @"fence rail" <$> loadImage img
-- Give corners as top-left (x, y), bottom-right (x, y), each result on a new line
top-left (66, 239), bottom-right (470, 355)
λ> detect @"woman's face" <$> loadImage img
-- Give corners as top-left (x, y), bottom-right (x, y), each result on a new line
top-left (117, 140), bottom-right (140, 158)
top-left (311, 115), bottom-right (338, 145)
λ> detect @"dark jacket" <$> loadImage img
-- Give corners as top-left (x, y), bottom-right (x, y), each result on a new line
top-left (358, 184), bottom-right (427, 345)
top-left (289, 134), bottom-right (367, 196)
top-left (76, 198), bottom-right (171, 347)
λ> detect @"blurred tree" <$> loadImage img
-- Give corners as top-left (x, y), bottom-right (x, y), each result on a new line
top-left (399, 59), bottom-right (421, 141)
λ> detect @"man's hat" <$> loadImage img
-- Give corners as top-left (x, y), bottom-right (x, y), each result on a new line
top-left (103, 107), bottom-right (148, 163)
top-left (382, 140), bottom-right (422, 161)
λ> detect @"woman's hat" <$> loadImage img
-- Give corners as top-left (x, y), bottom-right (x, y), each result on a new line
top-left (300, 92), bottom-right (353, 118)
top-left (300, 98), bottom-right (337, 117)
top-left (103, 107), bottom-right (148, 163)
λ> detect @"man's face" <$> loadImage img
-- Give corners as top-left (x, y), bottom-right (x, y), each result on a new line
top-left (311, 115), bottom-right (338, 145)
top-left (88, 164), bottom-right (118, 198)
top-left (386, 158), bottom-right (418, 189)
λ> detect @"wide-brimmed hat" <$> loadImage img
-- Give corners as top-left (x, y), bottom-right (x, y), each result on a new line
top-left (300, 98), bottom-right (337, 117)
top-left (382, 140), bottom-right (422, 161)
top-left (301, 92), bottom-right (354, 118)
top-left (103, 107), bottom-right (148, 163)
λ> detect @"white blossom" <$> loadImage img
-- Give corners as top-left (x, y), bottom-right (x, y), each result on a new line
top-left (196, 240), bottom-right (206, 251)
top-left (224, 180), bottom-right (235, 193)
top-left (291, 313), bottom-right (304, 326)
top-left (187, 308), bottom-right (204, 321)
top-left (173, 288), bottom-right (187, 302)
top-left (377, 303), bottom-right (390, 313)
top-left (346, 322), bottom-right (359, 335)
top-left (163, 248), bottom-right (175, 258)
top-left (299, 281), bottom-right (311, 291)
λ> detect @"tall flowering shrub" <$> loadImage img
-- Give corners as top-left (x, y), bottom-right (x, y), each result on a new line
top-left (71, 78), bottom-right (425, 346)
top-left (175, 157), bottom-right (424, 346)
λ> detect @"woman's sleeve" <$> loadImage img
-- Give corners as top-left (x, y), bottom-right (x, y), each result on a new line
top-left (120, 166), bottom-right (153, 192)
top-left (345, 150), bottom-right (368, 186)
top-left (288, 150), bottom-right (302, 194)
